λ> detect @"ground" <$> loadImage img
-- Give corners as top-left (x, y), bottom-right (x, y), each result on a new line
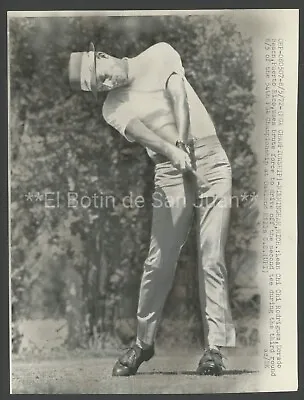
top-left (12, 350), bottom-right (261, 394)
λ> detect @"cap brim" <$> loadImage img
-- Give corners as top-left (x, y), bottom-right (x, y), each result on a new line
top-left (89, 42), bottom-right (97, 99)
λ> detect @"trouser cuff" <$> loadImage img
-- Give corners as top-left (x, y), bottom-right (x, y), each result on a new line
top-left (136, 337), bottom-right (154, 350)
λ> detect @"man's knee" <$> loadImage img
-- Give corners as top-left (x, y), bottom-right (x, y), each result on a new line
top-left (145, 247), bottom-right (162, 268)
top-left (200, 254), bottom-right (227, 278)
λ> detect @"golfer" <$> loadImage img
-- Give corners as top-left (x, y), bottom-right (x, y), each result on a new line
top-left (69, 42), bottom-right (235, 376)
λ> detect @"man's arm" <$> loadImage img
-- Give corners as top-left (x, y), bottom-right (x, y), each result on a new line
top-left (125, 118), bottom-right (192, 172)
top-left (166, 73), bottom-right (190, 144)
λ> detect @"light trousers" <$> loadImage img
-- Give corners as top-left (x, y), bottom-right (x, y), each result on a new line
top-left (136, 135), bottom-right (236, 349)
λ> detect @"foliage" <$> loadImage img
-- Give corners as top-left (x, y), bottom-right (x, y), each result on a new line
top-left (9, 15), bottom-right (258, 351)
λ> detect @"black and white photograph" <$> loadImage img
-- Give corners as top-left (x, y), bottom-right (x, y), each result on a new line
top-left (9, 9), bottom-right (298, 394)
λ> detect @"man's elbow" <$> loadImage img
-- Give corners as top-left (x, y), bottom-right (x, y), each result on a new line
top-left (125, 118), bottom-right (146, 142)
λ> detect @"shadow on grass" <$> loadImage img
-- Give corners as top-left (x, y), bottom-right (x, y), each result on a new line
top-left (223, 369), bottom-right (259, 376)
top-left (137, 369), bottom-right (258, 376)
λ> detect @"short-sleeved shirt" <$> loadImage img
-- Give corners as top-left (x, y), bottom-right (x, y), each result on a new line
top-left (102, 42), bottom-right (216, 157)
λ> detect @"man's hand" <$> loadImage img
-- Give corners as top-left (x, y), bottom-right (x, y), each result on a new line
top-left (169, 146), bottom-right (192, 173)
top-left (125, 118), bottom-right (192, 173)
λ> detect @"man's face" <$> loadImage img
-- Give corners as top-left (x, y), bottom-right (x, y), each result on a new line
top-left (95, 52), bottom-right (127, 91)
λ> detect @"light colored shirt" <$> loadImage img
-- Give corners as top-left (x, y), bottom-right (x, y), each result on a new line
top-left (102, 42), bottom-right (216, 157)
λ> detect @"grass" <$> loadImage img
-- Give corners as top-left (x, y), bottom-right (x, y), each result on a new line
top-left (11, 318), bottom-right (261, 393)
top-left (11, 349), bottom-right (261, 394)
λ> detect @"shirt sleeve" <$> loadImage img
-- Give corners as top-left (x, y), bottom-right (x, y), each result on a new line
top-left (157, 42), bottom-right (185, 89)
top-left (102, 96), bottom-right (136, 142)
